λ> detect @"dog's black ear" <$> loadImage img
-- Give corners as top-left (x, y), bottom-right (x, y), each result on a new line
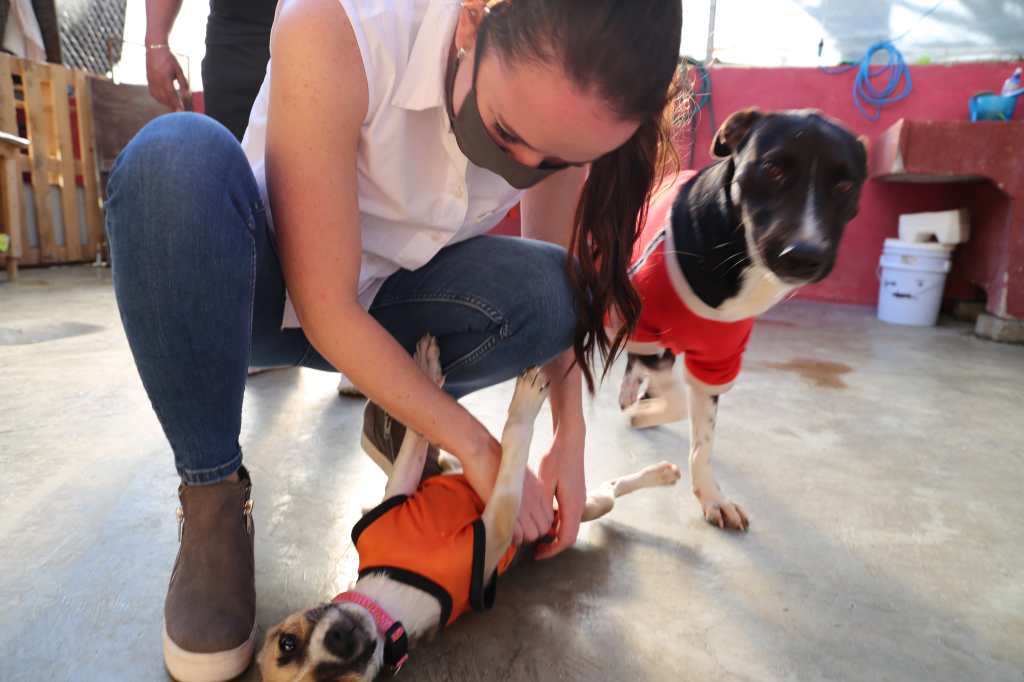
top-left (711, 108), bottom-right (763, 158)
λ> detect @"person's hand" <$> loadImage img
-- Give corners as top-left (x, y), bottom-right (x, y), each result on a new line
top-left (146, 46), bottom-right (190, 111)
top-left (534, 435), bottom-right (586, 560)
top-left (512, 468), bottom-right (555, 546)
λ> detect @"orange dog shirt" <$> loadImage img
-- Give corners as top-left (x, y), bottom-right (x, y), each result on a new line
top-left (351, 474), bottom-right (519, 628)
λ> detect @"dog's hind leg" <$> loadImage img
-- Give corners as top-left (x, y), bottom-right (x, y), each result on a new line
top-left (581, 461), bottom-right (682, 522)
top-left (481, 368), bottom-right (549, 576)
top-left (383, 335), bottom-right (445, 500)
top-left (628, 369), bottom-right (688, 429)
top-left (619, 350), bottom-right (677, 412)
top-left (619, 354), bottom-right (645, 409)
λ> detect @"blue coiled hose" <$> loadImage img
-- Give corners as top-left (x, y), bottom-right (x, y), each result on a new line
top-left (823, 40), bottom-right (914, 121)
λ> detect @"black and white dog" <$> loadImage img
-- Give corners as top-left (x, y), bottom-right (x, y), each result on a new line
top-left (615, 108), bottom-right (868, 530)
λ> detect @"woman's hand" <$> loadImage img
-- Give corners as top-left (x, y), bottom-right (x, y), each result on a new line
top-left (512, 468), bottom-right (555, 547)
top-left (534, 427), bottom-right (586, 559)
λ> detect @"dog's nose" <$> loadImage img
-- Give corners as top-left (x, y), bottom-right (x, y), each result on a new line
top-left (776, 241), bottom-right (829, 280)
top-left (324, 612), bottom-right (363, 659)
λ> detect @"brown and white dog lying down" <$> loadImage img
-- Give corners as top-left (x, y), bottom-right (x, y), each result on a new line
top-left (259, 335), bottom-right (681, 681)
top-left (613, 108), bottom-right (867, 530)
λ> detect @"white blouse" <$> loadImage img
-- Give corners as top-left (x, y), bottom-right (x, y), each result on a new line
top-left (242, 0), bottom-right (524, 326)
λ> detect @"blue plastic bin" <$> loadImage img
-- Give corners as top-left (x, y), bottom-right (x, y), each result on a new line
top-left (969, 92), bottom-right (1018, 121)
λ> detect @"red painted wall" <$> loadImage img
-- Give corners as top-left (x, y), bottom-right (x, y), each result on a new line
top-left (682, 61), bottom-right (1021, 306)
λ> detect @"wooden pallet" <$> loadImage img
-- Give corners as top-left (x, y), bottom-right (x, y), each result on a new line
top-left (0, 55), bottom-right (104, 280)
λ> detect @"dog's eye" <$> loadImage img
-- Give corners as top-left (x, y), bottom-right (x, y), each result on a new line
top-left (834, 180), bottom-right (854, 194)
top-left (279, 632), bottom-right (298, 653)
top-left (763, 162), bottom-right (786, 182)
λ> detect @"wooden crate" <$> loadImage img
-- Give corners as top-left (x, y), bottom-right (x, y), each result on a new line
top-left (90, 78), bottom-right (172, 177)
top-left (0, 55), bottom-right (104, 279)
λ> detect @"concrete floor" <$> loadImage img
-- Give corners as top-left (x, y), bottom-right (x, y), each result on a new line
top-left (1, 265), bottom-right (1022, 682)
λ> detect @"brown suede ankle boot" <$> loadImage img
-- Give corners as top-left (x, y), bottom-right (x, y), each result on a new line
top-left (163, 467), bottom-right (256, 682)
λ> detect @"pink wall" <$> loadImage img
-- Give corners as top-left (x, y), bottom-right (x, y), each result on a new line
top-left (683, 61), bottom-right (1021, 306)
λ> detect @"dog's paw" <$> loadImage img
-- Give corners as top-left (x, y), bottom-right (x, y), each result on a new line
top-left (627, 398), bottom-right (686, 429)
top-left (414, 334), bottom-right (444, 387)
top-left (437, 452), bottom-right (462, 474)
top-left (509, 367), bottom-right (549, 419)
top-left (639, 461), bottom-right (682, 487)
top-left (697, 491), bottom-right (749, 531)
top-left (337, 373), bottom-right (364, 398)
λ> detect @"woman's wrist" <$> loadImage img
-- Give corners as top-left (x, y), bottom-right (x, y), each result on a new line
top-left (552, 416), bottom-right (586, 460)
top-left (544, 351), bottom-right (585, 457)
top-left (145, 31), bottom-right (170, 46)
top-left (450, 408), bottom-right (501, 499)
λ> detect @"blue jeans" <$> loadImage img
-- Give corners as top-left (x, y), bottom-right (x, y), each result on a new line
top-left (105, 113), bottom-right (575, 484)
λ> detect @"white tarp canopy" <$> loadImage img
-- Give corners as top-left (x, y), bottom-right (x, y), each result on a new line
top-left (682, 0), bottom-right (1024, 66)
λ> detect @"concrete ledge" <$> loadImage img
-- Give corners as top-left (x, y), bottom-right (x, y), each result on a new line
top-left (975, 313), bottom-right (1024, 344)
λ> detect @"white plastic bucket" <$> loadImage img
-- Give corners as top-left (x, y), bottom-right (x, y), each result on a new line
top-left (877, 239), bottom-right (954, 326)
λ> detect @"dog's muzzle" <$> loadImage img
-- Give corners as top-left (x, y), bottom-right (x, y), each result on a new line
top-left (332, 591), bottom-right (409, 675)
top-left (774, 241), bottom-right (832, 282)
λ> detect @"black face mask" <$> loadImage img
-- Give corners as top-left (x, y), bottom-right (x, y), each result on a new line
top-left (447, 25), bottom-right (564, 190)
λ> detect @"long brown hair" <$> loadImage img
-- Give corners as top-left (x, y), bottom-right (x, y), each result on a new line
top-left (482, 0), bottom-right (683, 391)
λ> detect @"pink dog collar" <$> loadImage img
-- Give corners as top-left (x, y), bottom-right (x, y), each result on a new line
top-left (333, 591), bottom-right (409, 674)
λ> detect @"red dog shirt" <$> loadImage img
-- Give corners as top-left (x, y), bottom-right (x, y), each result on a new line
top-left (623, 173), bottom-right (754, 393)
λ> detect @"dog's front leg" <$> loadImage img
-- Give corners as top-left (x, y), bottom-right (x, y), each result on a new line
top-left (384, 335), bottom-right (444, 499)
top-left (686, 383), bottom-right (749, 530)
top-left (481, 368), bottom-right (549, 576)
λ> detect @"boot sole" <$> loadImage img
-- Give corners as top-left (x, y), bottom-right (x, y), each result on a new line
top-left (163, 623), bottom-right (257, 682)
top-left (362, 431), bottom-right (446, 481)
top-left (361, 432), bottom-right (394, 475)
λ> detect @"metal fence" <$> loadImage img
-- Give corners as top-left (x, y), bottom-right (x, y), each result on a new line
top-left (56, 0), bottom-right (128, 75)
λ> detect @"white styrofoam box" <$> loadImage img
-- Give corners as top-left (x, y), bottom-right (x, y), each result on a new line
top-left (898, 209), bottom-right (970, 245)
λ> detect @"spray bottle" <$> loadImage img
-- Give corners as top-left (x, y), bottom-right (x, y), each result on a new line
top-left (1002, 67), bottom-right (1023, 97)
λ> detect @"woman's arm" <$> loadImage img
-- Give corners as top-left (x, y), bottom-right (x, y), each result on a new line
top-left (520, 167), bottom-right (588, 439)
top-left (266, 0), bottom-right (501, 497)
top-left (520, 167), bottom-right (589, 557)
top-left (520, 166), bottom-right (586, 249)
